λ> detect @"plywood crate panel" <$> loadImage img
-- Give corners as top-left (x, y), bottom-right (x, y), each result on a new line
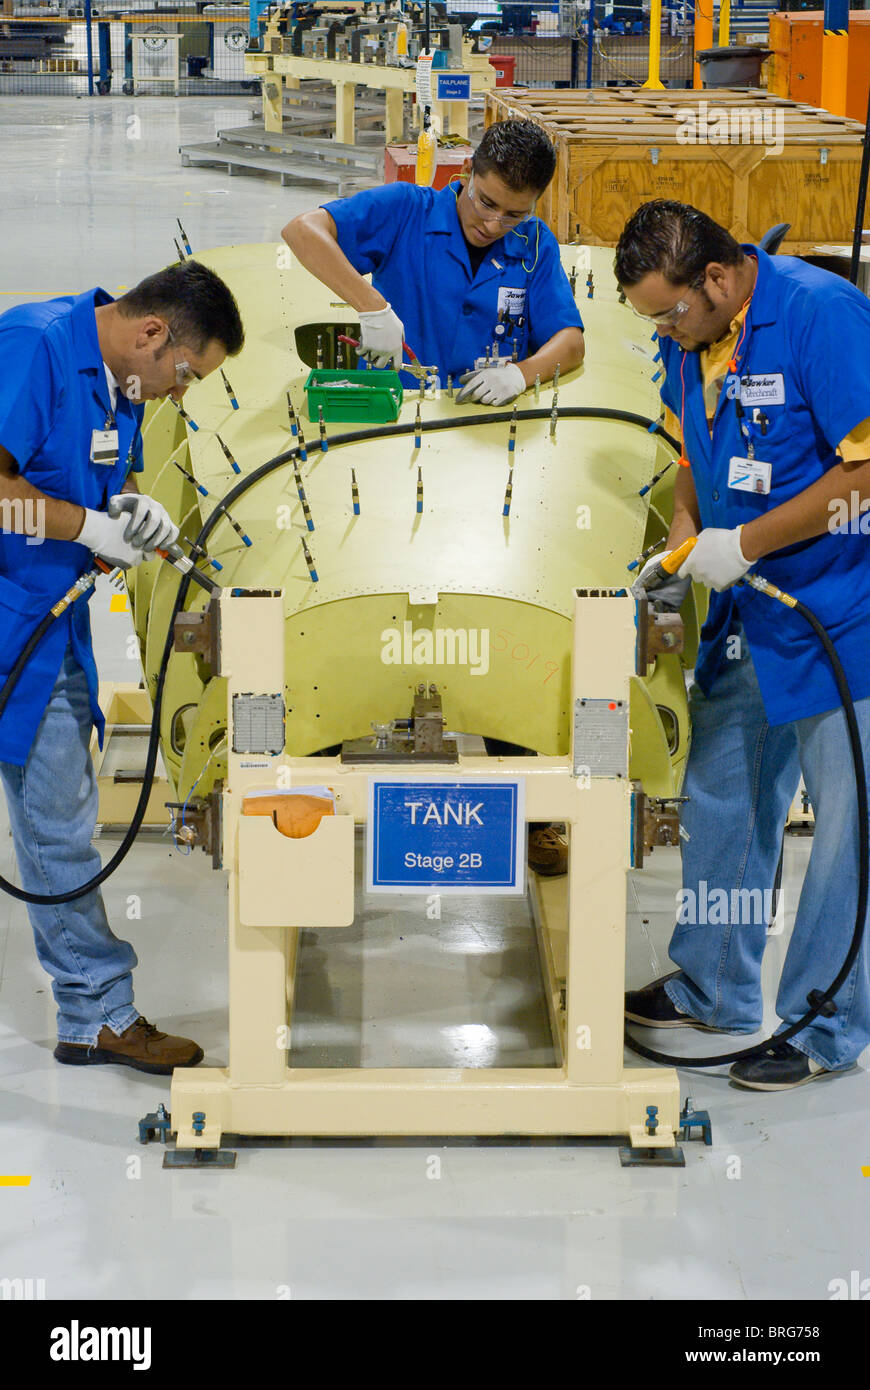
top-left (486, 88), bottom-right (866, 251)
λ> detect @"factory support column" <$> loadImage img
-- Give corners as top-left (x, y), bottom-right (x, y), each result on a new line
top-left (336, 80), bottom-right (355, 145)
top-left (447, 100), bottom-right (468, 141)
top-left (263, 74), bottom-right (284, 134)
top-left (643, 0), bottom-right (665, 90)
top-left (692, 0), bottom-right (713, 90)
top-left (385, 87), bottom-right (404, 143)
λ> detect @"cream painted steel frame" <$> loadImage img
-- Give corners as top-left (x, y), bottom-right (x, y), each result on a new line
top-left (169, 587), bottom-right (680, 1149)
top-left (246, 38), bottom-right (495, 140)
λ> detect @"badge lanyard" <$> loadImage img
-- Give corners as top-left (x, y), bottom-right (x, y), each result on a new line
top-left (727, 295), bottom-right (755, 454)
top-left (676, 263), bottom-right (757, 470)
top-left (91, 383), bottom-right (119, 467)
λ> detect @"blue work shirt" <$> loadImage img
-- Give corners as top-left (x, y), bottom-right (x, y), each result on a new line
top-left (658, 246), bottom-right (870, 725)
top-left (0, 289), bottom-right (144, 766)
top-left (321, 180), bottom-right (583, 388)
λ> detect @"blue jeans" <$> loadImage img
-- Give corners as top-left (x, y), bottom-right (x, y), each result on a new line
top-left (0, 646), bottom-right (138, 1044)
top-left (666, 623), bottom-right (870, 1070)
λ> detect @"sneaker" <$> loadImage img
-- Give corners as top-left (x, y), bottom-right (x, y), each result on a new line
top-left (729, 1040), bottom-right (837, 1091)
top-left (528, 826), bottom-right (568, 876)
top-left (625, 972), bottom-right (726, 1031)
top-left (54, 1017), bottom-right (204, 1076)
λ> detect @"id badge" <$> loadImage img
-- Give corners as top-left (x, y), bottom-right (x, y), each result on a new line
top-left (728, 455), bottom-right (772, 495)
top-left (91, 428), bottom-right (119, 465)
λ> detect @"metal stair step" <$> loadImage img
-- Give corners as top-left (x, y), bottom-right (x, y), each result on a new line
top-left (178, 140), bottom-right (379, 192)
top-left (214, 125), bottom-right (384, 171)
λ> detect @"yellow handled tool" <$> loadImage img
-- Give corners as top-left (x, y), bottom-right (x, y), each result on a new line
top-left (416, 108), bottom-right (437, 188)
top-left (637, 535), bottom-right (697, 593)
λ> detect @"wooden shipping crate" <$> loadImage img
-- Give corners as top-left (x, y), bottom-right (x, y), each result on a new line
top-left (486, 88), bottom-right (866, 252)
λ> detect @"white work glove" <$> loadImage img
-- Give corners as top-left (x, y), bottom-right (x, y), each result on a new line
top-left (678, 526), bottom-right (752, 591)
top-left (455, 362), bottom-right (526, 406)
top-left (634, 549), bottom-right (692, 612)
top-left (108, 493), bottom-right (179, 552)
top-left (358, 303), bottom-right (405, 369)
top-left (76, 508), bottom-right (147, 570)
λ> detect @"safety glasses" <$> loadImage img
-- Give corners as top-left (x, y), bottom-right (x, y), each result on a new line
top-left (630, 274), bottom-right (705, 327)
top-left (465, 172), bottom-right (536, 230)
top-left (631, 298), bottom-right (693, 328)
top-left (166, 328), bottom-right (198, 387)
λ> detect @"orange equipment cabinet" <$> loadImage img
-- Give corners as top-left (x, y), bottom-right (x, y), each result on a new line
top-left (768, 10), bottom-right (870, 122)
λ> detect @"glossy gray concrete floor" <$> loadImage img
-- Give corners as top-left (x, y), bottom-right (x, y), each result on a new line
top-left (1, 97), bottom-right (868, 1302)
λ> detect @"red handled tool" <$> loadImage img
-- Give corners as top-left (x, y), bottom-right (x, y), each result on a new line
top-left (337, 335), bottom-right (435, 379)
top-left (95, 543), bottom-right (221, 596)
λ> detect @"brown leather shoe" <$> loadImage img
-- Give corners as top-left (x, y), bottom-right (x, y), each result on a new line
top-left (54, 1017), bottom-right (204, 1075)
top-left (528, 826), bottom-right (568, 876)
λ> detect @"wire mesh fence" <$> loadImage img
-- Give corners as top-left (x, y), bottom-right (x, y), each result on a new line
top-left (474, 2), bottom-right (695, 88)
top-left (0, 6), bottom-right (256, 95)
top-left (0, 0), bottom-right (773, 96)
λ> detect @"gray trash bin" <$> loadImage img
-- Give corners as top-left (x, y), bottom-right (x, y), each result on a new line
top-left (696, 46), bottom-right (772, 88)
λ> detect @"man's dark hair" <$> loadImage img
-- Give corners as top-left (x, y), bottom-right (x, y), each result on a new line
top-left (472, 118), bottom-right (557, 194)
top-left (117, 261), bottom-right (245, 357)
top-left (614, 200), bottom-right (744, 289)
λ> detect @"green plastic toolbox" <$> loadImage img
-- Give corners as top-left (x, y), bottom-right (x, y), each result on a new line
top-left (304, 369), bottom-right (404, 424)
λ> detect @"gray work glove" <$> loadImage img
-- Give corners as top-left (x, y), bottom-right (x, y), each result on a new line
top-left (455, 362), bottom-right (526, 406)
top-left (108, 493), bottom-right (179, 552)
top-left (633, 548), bottom-right (692, 612)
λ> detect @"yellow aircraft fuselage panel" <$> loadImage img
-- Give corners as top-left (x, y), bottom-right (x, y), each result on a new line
top-left (133, 243), bottom-right (687, 802)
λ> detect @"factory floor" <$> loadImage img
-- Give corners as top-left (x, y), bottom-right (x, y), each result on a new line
top-left (0, 96), bottom-right (867, 1304)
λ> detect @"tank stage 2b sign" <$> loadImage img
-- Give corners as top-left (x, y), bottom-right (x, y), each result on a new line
top-left (366, 779), bottom-right (526, 895)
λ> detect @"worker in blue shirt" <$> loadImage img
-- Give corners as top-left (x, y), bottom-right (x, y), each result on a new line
top-left (0, 260), bottom-right (244, 1075)
top-left (284, 119), bottom-right (584, 876)
top-left (282, 118), bottom-right (585, 404)
top-left (616, 200), bottom-right (870, 1091)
